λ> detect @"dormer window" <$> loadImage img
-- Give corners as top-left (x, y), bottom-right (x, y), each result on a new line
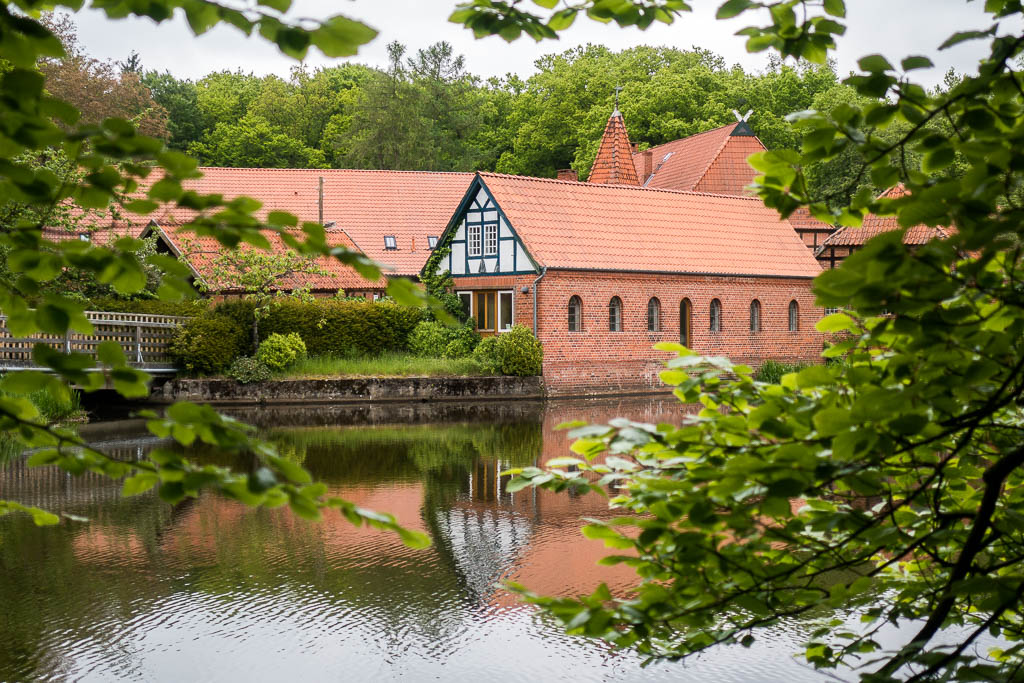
top-left (384, 235), bottom-right (397, 250)
top-left (428, 236), bottom-right (438, 250)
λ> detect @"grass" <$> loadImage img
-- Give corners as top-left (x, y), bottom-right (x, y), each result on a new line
top-left (276, 352), bottom-right (493, 379)
top-left (753, 359), bottom-right (811, 384)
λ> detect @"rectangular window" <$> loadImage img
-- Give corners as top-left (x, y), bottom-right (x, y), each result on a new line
top-left (384, 235), bottom-right (397, 250)
top-left (428, 236), bottom-right (438, 249)
top-left (457, 291), bottom-right (472, 319)
top-left (484, 224), bottom-right (498, 256)
top-left (468, 225), bottom-right (482, 257)
top-left (498, 291), bottom-right (513, 331)
top-left (475, 291), bottom-right (496, 331)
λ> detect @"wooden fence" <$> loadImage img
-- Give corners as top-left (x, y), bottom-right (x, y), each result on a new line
top-left (0, 311), bottom-right (189, 372)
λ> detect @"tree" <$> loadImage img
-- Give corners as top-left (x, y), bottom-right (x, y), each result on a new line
top-left (453, 0), bottom-right (1024, 679)
top-left (188, 112), bottom-right (328, 168)
top-left (0, 0), bottom-right (443, 540)
top-left (142, 71), bottom-right (208, 151)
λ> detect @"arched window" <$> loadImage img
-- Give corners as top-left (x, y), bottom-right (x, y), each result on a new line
top-left (609, 296), bottom-right (623, 332)
top-left (568, 296), bottom-right (582, 332)
top-left (709, 298), bottom-right (722, 333)
top-left (647, 297), bottom-right (661, 332)
top-left (750, 299), bottom-right (762, 332)
top-left (788, 300), bottom-right (799, 332)
top-left (680, 298), bottom-right (692, 347)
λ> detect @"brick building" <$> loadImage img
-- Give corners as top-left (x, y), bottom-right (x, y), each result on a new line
top-left (429, 169), bottom-right (823, 395)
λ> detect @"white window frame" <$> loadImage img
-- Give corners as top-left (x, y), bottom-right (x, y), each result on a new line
top-left (384, 235), bottom-right (397, 250)
top-left (468, 225), bottom-right (482, 257)
top-left (457, 290), bottom-right (473, 319)
top-left (428, 236), bottom-right (438, 249)
top-left (497, 289), bottom-right (514, 332)
top-left (483, 223), bottom-right (498, 256)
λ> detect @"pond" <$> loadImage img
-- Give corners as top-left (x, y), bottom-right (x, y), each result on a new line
top-left (0, 398), bottom-right (837, 682)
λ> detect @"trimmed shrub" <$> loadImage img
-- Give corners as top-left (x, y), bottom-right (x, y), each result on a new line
top-left (257, 332), bottom-right (307, 371)
top-left (496, 326), bottom-right (542, 376)
top-left (257, 298), bottom-right (423, 356)
top-left (443, 337), bottom-right (474, 360)
top-left (168, 314), bottom-right (248, 375)
top-left (472, 336), bottom-right (502, 374)
top-left (408, 321), bottom-right (450, 357)
top-left (228, 357), bottom-right (271, 384)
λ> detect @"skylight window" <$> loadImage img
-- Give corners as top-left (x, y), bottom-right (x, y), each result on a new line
top-left (428, 236), bottom-right (438, 249)
top-left (384, 235), bottom-right (397, 250)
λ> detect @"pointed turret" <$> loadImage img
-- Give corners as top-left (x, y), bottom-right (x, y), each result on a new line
top-left (588, 108), bottom-right (641, 186)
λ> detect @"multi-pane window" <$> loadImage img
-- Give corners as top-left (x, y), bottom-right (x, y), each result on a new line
top-left (749, 300), bottom-right (761, 332)
top-left (647, 297), bottom-right (661, 332)
top-left (788, 300), bottom-right (799, 331)
top-left (680, 298), bottom-right (692, 346)
top-left (468, 225), bottom-right (482, 256)
top-left (710, 298), bottom-right (722, 333)
top-left (609, 297), bottom-right (623, 332)
top-left (484, 223), bottom-right (498, 256)
top-left (568, 296), bottom-right (582, 332)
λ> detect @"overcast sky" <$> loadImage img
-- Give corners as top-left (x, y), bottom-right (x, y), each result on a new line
top-left (73, 0), bottom-right (1013, 86)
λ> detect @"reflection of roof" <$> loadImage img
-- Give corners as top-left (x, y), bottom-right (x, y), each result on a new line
top-left (818, 185), bottom-right (950, 249)
top-left (149, 222), bottom-right (385, 292)
top-left (136, 168), bottom-right (473, 276)
top-left (477, 173), bottom-right (821, 278)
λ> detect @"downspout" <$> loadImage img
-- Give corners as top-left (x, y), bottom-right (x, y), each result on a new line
top-left (531, 266), bottom-right (547, 336)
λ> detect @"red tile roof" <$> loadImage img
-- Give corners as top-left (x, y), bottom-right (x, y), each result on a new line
top-left (150, 222), bottom-right (385, 293)
top-left (478, 173), bottom-right (821, 279)
top-left (588, 111), bottom-right (641, 186)
top-left (633, 123), bottom-right (737, 192)
top-left (134, 167), bottom-right (473, 276)
top-left (818, 185), bottom-right (949, 248)
top-left (42, 223), bottom-right (143, 246)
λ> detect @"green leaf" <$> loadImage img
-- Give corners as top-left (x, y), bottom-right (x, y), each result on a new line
top-left (901, 55), bottom-right (933, 70)
top-left (716, 0), bottom-right (753, 19)
top-left (858, 55), bottom-right (893, 72)
top-left (311, 16), bottom-right (378, 58)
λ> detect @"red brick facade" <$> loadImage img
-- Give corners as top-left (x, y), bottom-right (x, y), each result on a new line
top-left (453, 269), bottom-right (822, 396)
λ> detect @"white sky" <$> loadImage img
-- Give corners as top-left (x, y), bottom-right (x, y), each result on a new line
top-left (73, 0), bottom-right (1012, 86)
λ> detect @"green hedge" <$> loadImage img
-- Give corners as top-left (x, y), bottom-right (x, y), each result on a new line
top-left (168, 314), bottom-right (249, 375)
top-left (250, 299), bottom-right (423, 357)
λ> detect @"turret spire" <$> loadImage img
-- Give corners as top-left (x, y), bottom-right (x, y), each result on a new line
top-left (588, 104), bottom-right (640, 186)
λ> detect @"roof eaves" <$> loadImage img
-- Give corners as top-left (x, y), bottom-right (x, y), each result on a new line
top-left (546, 266), bottom-right (818, 280)
top-left (148, 220), bottom-right (207, 287)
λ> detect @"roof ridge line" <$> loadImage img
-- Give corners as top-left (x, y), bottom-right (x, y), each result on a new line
top-left (633, 123), bottom-right (737, 157)
top-left (193, 167), bottom-right (475, 175)
top-left (477, 171), bottom-right (769, 201)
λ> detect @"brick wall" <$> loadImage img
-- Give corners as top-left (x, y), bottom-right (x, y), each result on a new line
top-left (452, 269), bottom-right (823, 396)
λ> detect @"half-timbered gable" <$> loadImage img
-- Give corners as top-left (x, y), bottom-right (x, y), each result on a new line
top-left (436, 178), bottom-right (537, 278)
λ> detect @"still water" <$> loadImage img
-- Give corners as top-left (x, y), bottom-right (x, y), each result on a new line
top-left (0, 398), bottom-right (835, 682)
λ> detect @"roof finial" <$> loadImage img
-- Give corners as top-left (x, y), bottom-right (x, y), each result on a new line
top-left (613, 85), bottom-right (623, 116)
top-left (732, 108), bottom-right (753, 122)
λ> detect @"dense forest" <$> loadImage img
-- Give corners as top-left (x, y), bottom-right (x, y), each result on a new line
top-left (43, 14), bottom-right (957, 205)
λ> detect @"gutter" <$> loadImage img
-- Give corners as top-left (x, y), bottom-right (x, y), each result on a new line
top-left (531, 266), bottom-right (547, 335)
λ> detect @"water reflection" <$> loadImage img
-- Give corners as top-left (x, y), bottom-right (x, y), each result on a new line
top-left (0, 398), bottom-right (833, 682)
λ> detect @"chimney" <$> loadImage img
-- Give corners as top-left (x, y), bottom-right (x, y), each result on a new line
top-left (642, 150), bottom-right (653, 183)
top-left (630, 142), bottom-right (638, 154)
top-left (557, 169), bottom-right (578, 182)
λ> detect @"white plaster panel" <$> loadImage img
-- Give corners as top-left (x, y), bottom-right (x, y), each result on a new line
top-left (483, 210), bottom-right (498, 222)
top-left (454, 222), bottom-right (465, 241)
top-left (452, 243), bottom-right (466, 274)
top-left (499, 240), bottom-right (514, 269)
top-left (466, 210), bottom-right (481, 224)
top-left (499, 218), bottom-right (512, 238)
top-left (475, 189), bottom-right (490, 207)
top-left (515, 243), bottom-right (531, 270)
top-left (484, 258), bottom-right (498, 273)
top-left (468, 258), bottom-right (481, 274)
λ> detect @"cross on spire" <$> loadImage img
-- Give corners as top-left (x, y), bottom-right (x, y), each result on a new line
top-left (613, 85), bottom-right (623, 115)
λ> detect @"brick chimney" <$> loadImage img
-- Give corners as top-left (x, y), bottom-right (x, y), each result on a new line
top-left (642, 150), bottom-right (653, 184)
top-left (557, 169), bottom-right (578, 182)
top-left (630, 142), bottom-right (638, 154)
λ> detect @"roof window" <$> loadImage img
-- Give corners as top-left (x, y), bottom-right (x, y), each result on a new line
top-left (428, 236), bottom-right (438, 249)
top-left (384, 235), bottom-right (397, 250)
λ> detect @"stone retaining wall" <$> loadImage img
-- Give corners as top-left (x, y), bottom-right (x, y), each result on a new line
top-left (157, 376), bottom-right (546, 405)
